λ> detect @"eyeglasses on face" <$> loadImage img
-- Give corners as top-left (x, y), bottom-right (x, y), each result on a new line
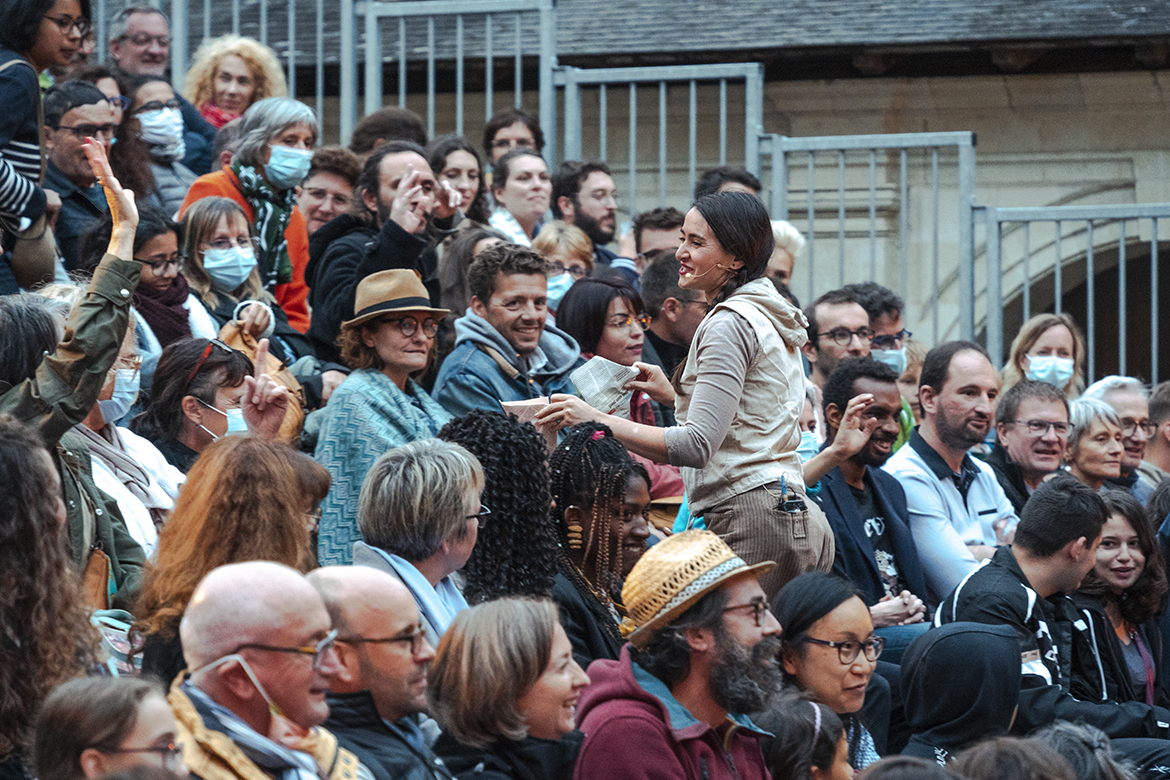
top-left (233, 628), bottom-right (338, 671)
top-left (722, 599), bottom-right (771, 627)
top-left (338, 624), bottom-right (428, 656)
top-left (802, 635), bottom-right (886, 665)
top-left (1120, 420), bottom-right (1156, 438)
top-left (52, 123), bottom-right (117, 139)
top-left (870, 329), bottom-right (912, 350)
top-left (303, 188), bottom-right (352, 209)
top-left (102, 741), bottom-right (183, 761)
top-left (134, 252), bottom-right (183, 273)
top-left (466, 504), bottom-right (492, 528)
top-left (203, 236), bottom-right (259, 253)
top-left (377, 315), bottom-right (440, 339)
top-left (818, 326), bottom-right (875, 347)
top-left (1012, 419), bottom-right (1072, 438)
top-left (607, 312), bottom-right (651, 332)
top-left (548, 261), bottom-right (588, 280)
top-left (133, 98), bottom-right (182, 114)
top-left (45, 14), bottom-right (89, 37)
top-left (120, 31), bottom-right (171, 47)
top-left (108, 95), bottom-right (130, 112)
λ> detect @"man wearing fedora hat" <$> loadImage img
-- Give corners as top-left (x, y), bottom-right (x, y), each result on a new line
top-left (574, 530), bottom-right (781, 780)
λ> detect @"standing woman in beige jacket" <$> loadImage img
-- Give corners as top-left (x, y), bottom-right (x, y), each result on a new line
top-left (538, 191), bottom-right (832, 599)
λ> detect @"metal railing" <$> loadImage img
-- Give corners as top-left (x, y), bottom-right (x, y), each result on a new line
top-left (983, 204), bottom-right (1170, 384)
top-left (762, 131), bottom-right (977, 344)
top-left (556, 63), bottom-right (764, 221)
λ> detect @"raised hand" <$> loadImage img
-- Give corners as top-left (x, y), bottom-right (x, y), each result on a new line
top-left (388, 165), bottom-right (431, 235)
top-left (625, 361), bottom-right (676, 405)
top-left (242, 338), bottom-right (289, 440)
top-left (83, 138), bottom-right (138, 234)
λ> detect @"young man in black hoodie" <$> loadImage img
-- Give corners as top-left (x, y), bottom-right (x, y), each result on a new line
top-left (937, 474), bottom-right (1170, 770)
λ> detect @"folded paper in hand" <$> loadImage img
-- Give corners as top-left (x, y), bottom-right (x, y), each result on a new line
top-left (571, 356), bottom-right (640, 419)
top-left (500, 396), bottom-right (558, 453)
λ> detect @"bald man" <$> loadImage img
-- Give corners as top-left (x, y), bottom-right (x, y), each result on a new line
top-left (309, 567), bottom-right (454, 780)
top-left (170, 562), bottom-right (372, 780)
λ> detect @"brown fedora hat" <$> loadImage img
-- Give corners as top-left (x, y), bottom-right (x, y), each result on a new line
top-left (343, 269), bottom-right (449, 329)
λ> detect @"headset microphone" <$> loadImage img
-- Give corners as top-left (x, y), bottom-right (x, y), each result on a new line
top-left (683, 263), bottom-right (728, 280)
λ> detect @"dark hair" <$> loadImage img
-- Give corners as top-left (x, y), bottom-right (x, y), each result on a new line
top-left (123, 74), bottom-right (172, 111)
top-left (1015, 474), bottom-right (1108, 558)
top-left (631, 585), bottom-right (729, 687)
top-left (308, 145), bottom-right (361, 188)
top-left (951, 736), bottom-right (1077, 780)
top-left (426, 133), bottom-right (490, 224)
top-left (691, 191), bottom-right (774, 307)
top-left (0, 0), bottom-right (90, 53)
top-left (437, 226), bottom-right (508, 318)
top-left (1149, 381), bottom-right (1170, 428)
top-left (919, 340), bottom-right (993, 394)
top-left (773, 571), bottom-right (864, 666)
top-left (1148, 480), bottom-right (1170, 552)
top-left (491, 148), bottom-right (546, 193)
top-left (483, 107), bottom-right (544, 155)
top-left (79, 203), bottom-right (176, 272)
top-left (438, 410), bottom-right (558, 604)
top-left (351, 140), bottom-right (428, 223)
top-left (0, 415), bottom-right (97, 755)
top-left (773, 280), bottom-right (801, 308)
top-left (803, 288), bottom-right (862, 344)
top-left (632, 207), bottom-right (685, 254)
top-left (129, 337), bottom-right (252, 441)
top-left (639, 249), bottom-right (689, 318)
top-left (550, 160), bottom-right (611, 218)
top-left (1030, 722), bottom-right (1138, 780)
top-left (1079, 490), bottom-right (1168, 625)
top-left (996, 379), bottom-right (1070, 428)
top-left (33, 677), bottom-right (162, 780)
top-left (857, 757), bottom-right (970, 780)
top-left (0, 294), bottom-right (59, 388)
top-left (694, 166), bottom-right (762, 201)
top-left (822, 357), bottom-right (900, 420)
top-left (556, 278), bottom-right (644, 355)
top-left (350, 107), bottom-right (426, 154)
top-left (70, 63), bottom-right (119, 86)
top-left (467, 241), bottom-right (549, 303)
top-left (755, 692), bottom-right (845, 780)
top-left (211, 119), bottom-right (243, 164)
top-left (842, 281), bottom-right (904, 324)
top-left (43, 80), bottom-right (108, 127)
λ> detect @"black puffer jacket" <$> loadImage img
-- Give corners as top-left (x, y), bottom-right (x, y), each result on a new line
top-left (1070, 591), bottom-right (1168, 708)
top-left (324, 691), bottom-right (454, 780)
top-left (432, 731), bottom-right (583, 780)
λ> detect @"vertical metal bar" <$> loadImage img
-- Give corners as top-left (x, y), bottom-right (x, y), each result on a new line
top-left (957, 137), bottom-right (977, 343)
top-left (455, 15), bottom-right (464, 136)
top-left (1153, 219), bottom-right (1160, 383)
top-left (769, 140), bottom-right (781, 221)
top-left (718, 79), bottom-right (727, 166)
top-left (599, 84), bottom-right (607, 162)
top-left (287, 0), bottom-right (296, 99)
top-left (837, 150), bottom-right (846, 287)
top-left (315, 0), bottom-right (324, 132)
top-left (170, 0), bottom-right (187, 93)
top-left (538, 0), bottom-right (557, 168)
top-left (1087, 221), bottom-right (1096, 381)
top-left (806, 152), bottom-right (815, 303)
top-left (426, 17), bottom-right (436, 139)
top-left (1054, 221), bottom-right (1063, 315)
top-left (658, 81), bottom-right (667, 207)
top-left (562, 69), bottom-right (580, 161)
top-left (778, 142), bottom-right (789, 219)
top-left (96, 0), bottom-right (107, 64)
top-left (231, 0), bottom-right (240, 34)
top-left (985, 209), bottom-right (1003, 364)
top-left (688, 81), bottom-right (697, 202)
top-left (898, 149), bottom-right (909, 326)
top-left (1119, 219), bottom-right (1127, 376)
top-left (203, 0), bottom-right (210, 41)
top-left (513, 12), bottom-right (522, 109)
top-left (868, 149), bottom-right (877, 280)
top-left (398, 18), bottom-right (406, 108)
top-left (339, 0), bottom-right (355, 144)
top-left (744, 63), bottom-right (763, 175)
top-left (930, 147), bottom-right (939, 331)
top-left (364, 11), bottom-right (381, 119)
top-left (484, 15), bottom-right (493, 120)
top-left (1022, 222), bottom-right (1031, 321)
top-left (260, 0), bottom-right (268, 45)
top-left (628, 83), bottom-right (637, 220)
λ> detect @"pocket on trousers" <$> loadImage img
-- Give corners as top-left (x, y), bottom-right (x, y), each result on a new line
top-left (777, 506), bottom-right (809, 540)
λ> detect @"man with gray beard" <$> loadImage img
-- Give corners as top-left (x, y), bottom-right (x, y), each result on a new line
top-left (574, 530), bottom-right (781, 780)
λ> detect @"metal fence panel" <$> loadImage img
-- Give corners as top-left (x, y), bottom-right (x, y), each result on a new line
top-left (760, 131), bottom-right (977, 347)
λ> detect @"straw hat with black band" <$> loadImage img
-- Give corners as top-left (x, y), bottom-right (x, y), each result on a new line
top-left (622, 529), bottom-right (774, 649)
top-left (343, 269), bottom-right (448, 330)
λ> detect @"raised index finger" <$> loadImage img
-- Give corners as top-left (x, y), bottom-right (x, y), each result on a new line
top-left (82, 139), bottom-right (113, 184)
top-left (254, 338), bottom-right (269, 379)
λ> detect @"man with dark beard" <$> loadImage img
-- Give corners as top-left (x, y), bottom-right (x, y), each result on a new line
top-left (884, 341), bottom-right (1019, 605)
top-left (574, 530), bottom-right (780, 780)
top-left (551, 161), bottom-right (637, 283)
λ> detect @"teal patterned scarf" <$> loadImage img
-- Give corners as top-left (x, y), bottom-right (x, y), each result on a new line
top-left (232, 161), bottom-right (294, 289)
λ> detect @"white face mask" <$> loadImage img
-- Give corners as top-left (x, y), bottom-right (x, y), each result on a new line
top-left (98, 368), bottom-right (140, 425)
top-left (137, 107), bottom-right (186, 160)
top-left (202, 246), bottom-right (258, 292)
top-left (872, 346), bottom-right (907, 376)
top-left (1025, 355), bottom-right (1075, 388)
top-left (197, 399), bottom-right (248, 439)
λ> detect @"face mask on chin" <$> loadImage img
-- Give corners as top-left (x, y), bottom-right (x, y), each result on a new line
top-left (194, 653), bottom-right (317, 751)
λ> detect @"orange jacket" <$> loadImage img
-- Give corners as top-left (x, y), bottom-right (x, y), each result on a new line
top-left (178, 167), bottom-right (311, 333)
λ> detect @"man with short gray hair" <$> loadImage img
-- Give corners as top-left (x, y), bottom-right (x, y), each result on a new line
top-left (1083, 375), bottom-right (1154, 502)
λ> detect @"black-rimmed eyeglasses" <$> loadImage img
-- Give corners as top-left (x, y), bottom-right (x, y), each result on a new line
top-left (802, 636), bottom-right (885, 665)
top-left (818, 326), bottom-right (875, 347)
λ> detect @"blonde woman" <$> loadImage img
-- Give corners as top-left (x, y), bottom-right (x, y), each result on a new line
top-left (1001, 313), bottom-right (1087, 398)
top-left (183, 34), bottom-right (287, 128)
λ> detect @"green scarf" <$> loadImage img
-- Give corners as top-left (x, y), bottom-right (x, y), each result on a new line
top-left (232, 161), bottom-right (294, 289)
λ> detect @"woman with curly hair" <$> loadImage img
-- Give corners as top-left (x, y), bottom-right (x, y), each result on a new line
top-left (1074, 490), bottom-right (1170, 707)
top-left (183, 35), bottom-right (286, 129)
top-left (0, 415), bottom-right (98, 779)
top-left (438, 409), bottom-right (560, 604)
top-left (132, 435), bottom-right (319, 685)
top-left (426, 134), bottom-right (490, 226)
top-left (547, 422), bottom-right (651, 670)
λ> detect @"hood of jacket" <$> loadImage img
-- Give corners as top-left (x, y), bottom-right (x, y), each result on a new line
top-left (901, 621), bottom-right (1021, 753)
top-left (452, 309), bottom-right (581, 379)
top-left (715, 277), bottom-right (809, 352)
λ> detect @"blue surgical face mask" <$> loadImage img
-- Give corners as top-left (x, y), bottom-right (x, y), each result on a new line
top-left (197, 400), bottom-right (248, 438)
top-left (265, 145), bottom-right (313, 190)
top-left (202, 246), bottom-right (257, 292)
top-left (136, 107), bottom-right (186, 161)
top-left (545, 272), bottom-right (574, 310)
top-left (98, 368), bottom-right (139, 425)
top-left (1025, 355), bottom-right (1075, 388)
top-left (795, 429), bottom-right (819, 464)
top-left (872, 346), bottom-right (907, 376)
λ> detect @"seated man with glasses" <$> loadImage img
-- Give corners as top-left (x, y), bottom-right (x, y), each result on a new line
top-left (844, 281), bottom-right (916, 452)
top-left (173, 561), bottom-right (372, 780)
top-left (310, 566), bottom-right (456, 780)
top-left (986, 379), bottom-right (1072, 514)
top-left (349, 439), bottom-right (485, 646)
top-left (1082, 376), bottom-right (1156, 503)
top-left (43, 80), bottom-right (118, 271)
top-left (938, 476), bottom-right (1170, 771)
top-left (801, 288), bottom-right (872, 391)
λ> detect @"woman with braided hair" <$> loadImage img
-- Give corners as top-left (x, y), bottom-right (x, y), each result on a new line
top-left (548, 421), bottom-right (651, 670)
top-left (438, 409), bottom-right (559, 604)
